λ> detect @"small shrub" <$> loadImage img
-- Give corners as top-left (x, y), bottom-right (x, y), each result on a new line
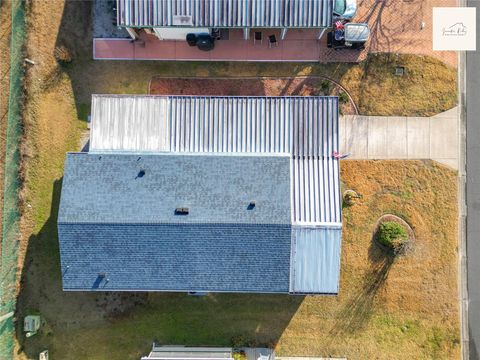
top-left (233, 351), bottom-right (247, 360)
top-left (54, 45), bottom-right (72, 63)
top-left (320, 80), bottom-right (331, 94)
top-left (343, 190), bottom-right (359, 206)
top-left (376, 221), bottom-right (409, 255)
top-left (339, 91), bottom-right (350, 104)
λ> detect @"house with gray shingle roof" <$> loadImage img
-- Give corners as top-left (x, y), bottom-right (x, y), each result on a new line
top-left (58, 95), bottom-right (342, 294)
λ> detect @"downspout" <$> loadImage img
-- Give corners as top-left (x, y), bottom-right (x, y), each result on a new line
top-left (243, 27), bottom-right (250, 40)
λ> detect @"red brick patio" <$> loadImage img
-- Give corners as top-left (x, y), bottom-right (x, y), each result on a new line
top-left (356, 0), bottom-right (458, 67)
top-left (93, 29), bottom-right (367, 63)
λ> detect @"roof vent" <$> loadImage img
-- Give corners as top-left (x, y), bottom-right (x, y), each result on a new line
top-left (136, 170), bottom-right (146, 179)
top-left (173, 15), bottom-right (193, 26)
top-left (175, 207), bottom-right (189, 215)
top-left (98, 272), bottom-right (106, 278)
top-left (247, 201), bottom-right (256, 210)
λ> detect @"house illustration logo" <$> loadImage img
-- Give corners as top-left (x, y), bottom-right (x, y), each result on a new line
top-left (433, 7), bottom-right (476, 51)
top-left (442, 22), bottom-right (467, 36)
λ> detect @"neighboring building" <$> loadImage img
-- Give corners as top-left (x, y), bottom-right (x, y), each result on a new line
top-left (58, 95), bottom-right (342, 294)
top-left (140, 345), bottom-right (234, 360)
top-left (93, 0), bottom-right (367, 61)
top-left (117, 0), bottom-right (333, 41)
top-left (140, 345), bottom-right (275, 360)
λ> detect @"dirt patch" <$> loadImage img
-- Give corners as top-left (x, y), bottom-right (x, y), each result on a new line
top-left (150, 77), bottom-right (357, 115)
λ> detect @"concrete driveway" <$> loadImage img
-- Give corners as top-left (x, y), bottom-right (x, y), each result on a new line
top-left (340, 107), bottom-right (459, 169)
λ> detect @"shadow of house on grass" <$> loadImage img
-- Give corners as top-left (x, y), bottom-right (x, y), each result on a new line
top-left (330, 239), bottom-right (393, 338)
top-left (16, 179), bottom-right (304, 359)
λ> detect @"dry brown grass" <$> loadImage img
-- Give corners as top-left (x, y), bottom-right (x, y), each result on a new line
top-left (275, 160), bottom-right (460, 359)
top-left (340, 160), bottom-right (458, 319)
top-left (341, 53), bottom-right (458, 116)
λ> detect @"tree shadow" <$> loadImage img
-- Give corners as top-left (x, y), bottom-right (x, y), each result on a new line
top-left (329, 239), bottom-right (394, 338)
top-left (357, 0), bottom-right (425, 53)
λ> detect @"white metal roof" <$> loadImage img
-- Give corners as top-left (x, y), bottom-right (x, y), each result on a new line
top-left (90, 95), bottom-right (341, 226)
top-left (117, 0), bottom-right (333, 28)
top-left (141, 346), bottom-right (233, 360)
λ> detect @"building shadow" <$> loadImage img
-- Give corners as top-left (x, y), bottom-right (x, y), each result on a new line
top-left (15, 183), bottom-right (303, 358)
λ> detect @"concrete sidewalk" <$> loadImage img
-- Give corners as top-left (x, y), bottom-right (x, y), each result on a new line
top-left (340, 107), bottom-right (459, 170)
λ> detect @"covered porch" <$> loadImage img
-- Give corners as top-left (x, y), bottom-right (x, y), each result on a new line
top-left (93, 28), bottom-right (367, 62)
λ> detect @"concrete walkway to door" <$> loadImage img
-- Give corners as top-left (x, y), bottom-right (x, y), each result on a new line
top-left (340, 107), bottom-right (459, 170)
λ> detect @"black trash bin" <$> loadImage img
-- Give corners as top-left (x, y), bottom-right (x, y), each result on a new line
top-left (196, 34), bottom-right (215, 51)
top-left (186, 33), bottom-right (197, 47)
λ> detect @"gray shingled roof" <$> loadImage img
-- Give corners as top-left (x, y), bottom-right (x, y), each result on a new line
top-left (59, 222), bottom-right (292, 292)
top-left (59, 153), bottom-right (291, 225)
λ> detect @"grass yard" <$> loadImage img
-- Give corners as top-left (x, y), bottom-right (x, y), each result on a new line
top-left (342, 53), bottom-right (458, 116)
top-left (14, 0), bottom-right (460, 359)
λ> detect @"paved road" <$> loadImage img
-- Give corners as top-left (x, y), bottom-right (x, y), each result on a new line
top-left (467, 1), bottom-right (480, 358)
top-left (340, 107), bottom-right (459, 169)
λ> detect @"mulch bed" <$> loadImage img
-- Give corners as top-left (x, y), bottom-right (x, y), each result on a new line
top-left (149, 76), bottom-right (356, 115)
top-left (373, 214), bottom-right (416, 255)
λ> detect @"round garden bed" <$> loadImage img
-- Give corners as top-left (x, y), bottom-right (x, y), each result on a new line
top-left (373, 214), bottom-right (415, 256)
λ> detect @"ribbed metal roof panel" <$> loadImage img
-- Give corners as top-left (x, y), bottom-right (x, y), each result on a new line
top-left (117, 0), bottom-right (333, 28)
top-left (90, 95), bottom-right (170, 153)
top-left (143, 346), bottom-right (233, 360)
top-left (290, 226), bottom-right (341, 294)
